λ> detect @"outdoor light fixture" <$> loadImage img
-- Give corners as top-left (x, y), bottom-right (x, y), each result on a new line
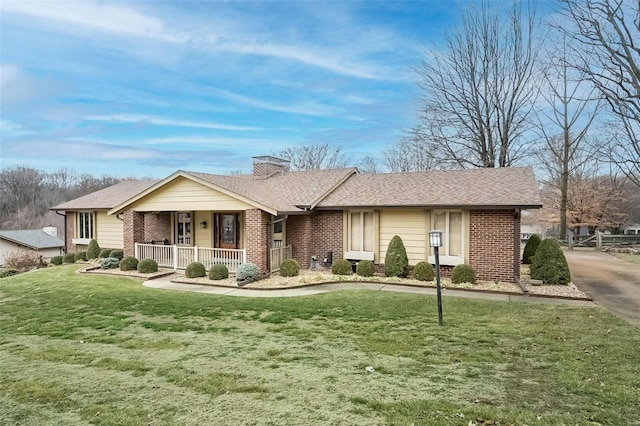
top-left (429, 230), bottom-right (444, 326)
top-left (200, 221), bottom-right (207, 229)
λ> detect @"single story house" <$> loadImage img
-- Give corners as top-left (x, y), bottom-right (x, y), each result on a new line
top-left (0, 227), bottom-right (65, 266)
top-left (52, 156), bottom-right (542, 283)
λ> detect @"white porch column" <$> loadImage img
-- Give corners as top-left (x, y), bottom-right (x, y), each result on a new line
top-left (173, 245), bottom-right (178, 270)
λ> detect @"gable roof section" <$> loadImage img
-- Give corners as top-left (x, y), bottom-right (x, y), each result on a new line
top-left (317, 166), bottom-right (542, 209)
top-left (0, 230), bottom-right (64, 249)
top-left (52, 180), bottom-right (158, 211)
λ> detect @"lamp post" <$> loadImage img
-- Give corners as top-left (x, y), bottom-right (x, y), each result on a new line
top-left (429, 230), bottom-right (443, 326)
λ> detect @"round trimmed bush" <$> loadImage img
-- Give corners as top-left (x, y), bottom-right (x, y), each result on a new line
top-left (522, 234), bottom-right (542, 265)
top-left (452, 264), bottom-right (476, 284)
top-left (356, 259), bottom-right (374, 277)
top-left (384, 235), bottom-right (409, 278)
top-left (413, 261), bottom-right (434, 281)
top-left (280, 259), bottom-right (300, 277)
top-left (100, 257), bottom-right (120, 269)
top-left (137, 258), bottom-right (158, 274)
top-left (99, 249), bottom-right (112, 258)
top-left (185, 262), bottom-right (206, 278)
top-left (87, 239), bottom-right (101, 259)
top-left (209, 264), bottom-right (229, 280)
top-left (331, 259), bottom-right (352, 275)
top-left (74, 251), bottom-right (87, 262)
top-left (120, 256), bottom-right (139, 271)
top-left (50, 256), bottom-right (63, 266)
top-left (109, 250), bottom-right (124, 260)
top-left (530, 239), bottom-right (571, 285)
top-left (63, 253), bottom-right (76, 263)
top-left (236, 262), bottom-right (261, 285)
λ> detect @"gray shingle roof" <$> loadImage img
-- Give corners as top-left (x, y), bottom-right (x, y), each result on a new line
top-left (52, 180), bottom-right (158, 210)
top-left (317, 166), bottom-right (541, 208)
top-left (0, 230), bottom-right (64, 249)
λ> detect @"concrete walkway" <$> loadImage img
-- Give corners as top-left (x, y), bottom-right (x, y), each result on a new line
top-left (143, 275), bottom-right (596, 306)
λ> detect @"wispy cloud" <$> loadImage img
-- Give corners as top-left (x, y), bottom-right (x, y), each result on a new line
top-left (210, 88), bottom-right (339, 117)
top-left (0, 120), bottom-right (35, 137)
top-left (83, 114), bottom-right (261, 131)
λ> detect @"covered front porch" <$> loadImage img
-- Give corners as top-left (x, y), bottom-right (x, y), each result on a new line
top-left (135, 242), bottom-right (247, 273)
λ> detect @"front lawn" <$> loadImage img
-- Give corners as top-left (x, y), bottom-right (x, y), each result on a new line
top-left (1, 265), bottom-right (639, 425)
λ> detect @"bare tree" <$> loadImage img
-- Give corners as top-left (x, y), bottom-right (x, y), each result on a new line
top-left (357, 155), bottom-right (380, 174)
top-left (383, 129), bottom-right (439, 172)
top-left (561, 0), bottom-right (640, 186)
top-left (535, 36), bottom-right (601, 239)
top-left (276, 144), bottom-right (348, 171)
top-left (412, 0), bottom-right (540, 168)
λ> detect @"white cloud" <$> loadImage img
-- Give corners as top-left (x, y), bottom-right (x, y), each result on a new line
top-left (83, 114), bottom-right (261, 131)
top-left (210, 88), bottom-right (339, 117)
top-left (0, 119), bottom-right (35, 137)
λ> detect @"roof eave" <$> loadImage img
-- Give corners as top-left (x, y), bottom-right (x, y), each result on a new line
top-left (315, 203), bottom-right (543, 210)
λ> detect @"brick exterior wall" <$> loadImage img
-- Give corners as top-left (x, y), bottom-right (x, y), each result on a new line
top-left (469, 209), bottom-right (519, 283)
top-left (245, 209), bottom-right (270, 273)
top-left (286, 211), bottom-right (343, 268)
top-left (65, 212), bottom-right (74, 253)
top-left (123, 210), bottom-right (145, 257)
top-left (144, 212), bottom-right (172, 242)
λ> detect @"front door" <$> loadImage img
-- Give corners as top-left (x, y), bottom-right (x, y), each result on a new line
top-left (218, 213), bottom-right (238, 249)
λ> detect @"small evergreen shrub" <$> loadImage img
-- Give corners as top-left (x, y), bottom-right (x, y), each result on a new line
top-left (120, 256), bottom-right (139, 271)
top-left (185, 262), bottom-right (206, 278)
top-left (63, 253), bottom-right (76, 263)
top-left (530, 239), bottom-right (571, 285)
top-left (109, 250), bottom-right (124, 260)
top-left (384, 235), bottom-right (409, 278)
top-left (452, 264), bottom-right (476, 284)
top-left (0, 268), bottom-right (20, 278)
top-left (86, 239), bottom-right (101, 259)
top-left (74, 251), bottom-right (87, 262)
top-left (137, 258), bottom-right (158, 274)
top-left (236, 262), bottom-right (261, 285)
top-left (100, 257), bottom-right (120, 269)
top-left (50, 255), bottom-right (63, 265)
top-left (331, 259), bottom-right (352, 275)
top-left (209, 264), bottom-right (229, 280)
top-left (279, 259), bottom-right (300, 277)
top-left (99, 249), bottom-right (112, 258)
top-left (522, 234), bottom-right (542, 264)
top-left (356, 260), bottom-right (375, 277)
top-left (413, 261), bottom-right (435, 281)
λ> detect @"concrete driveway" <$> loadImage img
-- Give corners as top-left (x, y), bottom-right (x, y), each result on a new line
top-left (565, 250), bottom-right (640, 327)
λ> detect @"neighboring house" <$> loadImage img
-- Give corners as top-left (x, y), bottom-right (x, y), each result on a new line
top-left (52, 156), bottom-right (542, 283)
top-left (622, 223), bottom-right (640, 235)
top-left (0, 227), bottom-right (65, 266)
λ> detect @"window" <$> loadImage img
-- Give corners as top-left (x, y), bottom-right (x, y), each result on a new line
top-left (429, 210), bottom-right (465, 265)
top-left (345, 211), bottom-right (375, 261)
top-left (176, 212), bottom-right (192, 245)
top-left (78, 212), bottom-right (94, 239)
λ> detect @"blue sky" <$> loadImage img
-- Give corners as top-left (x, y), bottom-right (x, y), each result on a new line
top-left (1, 1), bottom-right (536, 177)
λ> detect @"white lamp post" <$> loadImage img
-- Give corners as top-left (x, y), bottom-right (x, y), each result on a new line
top-left (429, 230), bottom-right (444, 326)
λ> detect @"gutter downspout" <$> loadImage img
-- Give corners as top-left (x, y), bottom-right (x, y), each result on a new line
top-left (513, 208), bottom-right (528, 295)
top-left (55, 210), bottom-right (66, 254)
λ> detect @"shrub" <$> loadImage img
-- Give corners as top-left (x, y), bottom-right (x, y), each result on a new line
top-left (120, 256), bottom-right (139, 271)
top-left (331, 259), bottom-right (352, 275)
top-left (279, 259), bottom-right (300, 277)
top-left (209, 264), bottom-right (229, 280)
top-left (100, 257), bottom-right (120, 269)
top-left (3, 249), bottom-right (44, 271)
top-left (452, 264), bottom-right (476, 284)
top-left (384, 235), bottom-right (409, 278)
top-left (137, 258), bottom-right (158, 274)
top-left (0, 268), bottom-right (20, 278)
top-left (50, 255), bottom-right (63, 266)
top-left (63, 253), bottom-right (76, 263)
top-left (109, 250), bottom-right (124, 260)
top-left (185, 262), bottom-right (206, 278)
top-left (74, 251), bottom-right (87, 262)
top-left (530, 239), bottom-right (571, 285)
top-left (98, 249), bottom-right (112, 258)
top-left (413, 261), bottom-right (435, 281)
top-left (236, 262), bottom-right (261, 285)
top-left (86, 239), bottom-right (101, 259)
top-left (356, 260), bottom-right (375, 277)
top-left (522, 234), bottom-right (542, 265)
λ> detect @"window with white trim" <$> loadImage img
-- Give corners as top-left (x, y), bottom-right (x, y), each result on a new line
top-left (176, 211), bottom-right (192, 245)
top-left (78, 212), bottom-right (94, 239)
top-left (429, 210), bottom-right (465, 265)
top-left (345, 210), bottom-right (375, 261)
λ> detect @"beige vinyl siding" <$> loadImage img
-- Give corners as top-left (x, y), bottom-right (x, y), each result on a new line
top-left (96, 211), bottom-right (123, 249)
top-left (130, 177), bottom-right (254, 212)
top-left (194, 211), bottom-right (212, 247)
top-left (379, 209), bottom-right (428, 266)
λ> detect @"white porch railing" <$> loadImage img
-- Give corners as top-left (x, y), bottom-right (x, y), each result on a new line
top-left (135, 243), bottom-right (246, 273)
top-left (270, 244), bottom-right (293, 272)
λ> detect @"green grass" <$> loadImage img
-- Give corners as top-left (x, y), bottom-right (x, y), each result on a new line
top-left (611, 252), bottom-right (640, 265)
top-left (1, 265), bottom-right (639, 425)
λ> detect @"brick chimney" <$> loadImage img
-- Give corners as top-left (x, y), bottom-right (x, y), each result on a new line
top-left (252, 156), bottom-right (290, 179)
